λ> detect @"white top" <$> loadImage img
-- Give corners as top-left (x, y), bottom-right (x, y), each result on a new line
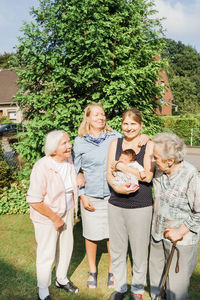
top-left (53, 159), bottom-right (73, 211)
top-left (129, 161), bottom-right (144, 172)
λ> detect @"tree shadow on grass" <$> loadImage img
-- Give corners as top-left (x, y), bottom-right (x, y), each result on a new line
top-left (0, 260), bottom-right (36, 300)
top-left (64, 217), bottom-right (110, 277)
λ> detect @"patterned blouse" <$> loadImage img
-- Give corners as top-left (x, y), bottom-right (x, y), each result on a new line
top-left (152, 160), bottom-right (200, 245)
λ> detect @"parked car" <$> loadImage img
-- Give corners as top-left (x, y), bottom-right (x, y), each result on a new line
top-left (0, 123), bottom-right (21, 137)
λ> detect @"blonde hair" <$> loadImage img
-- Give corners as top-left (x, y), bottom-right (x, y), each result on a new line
top-left (152, 132), bottom-right (186, 162)
top-left (78, 103), bottom-right (113, 137)
top-left (122, 108), bottom-right (143, 124)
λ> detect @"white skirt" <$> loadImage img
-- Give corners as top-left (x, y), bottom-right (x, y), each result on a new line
top-left (80, 195), bottom-right (110, 241)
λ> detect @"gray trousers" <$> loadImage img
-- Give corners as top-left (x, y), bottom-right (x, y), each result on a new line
top-left (149, 237), bottom-right (199, 300)
top-left (108, 204), bottom-right (152, 294)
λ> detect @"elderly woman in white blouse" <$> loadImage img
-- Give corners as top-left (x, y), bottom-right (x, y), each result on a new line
top-left (150, 132), bottom-right (200, 300)
top-left (27, 130), bottom-right (78, 300)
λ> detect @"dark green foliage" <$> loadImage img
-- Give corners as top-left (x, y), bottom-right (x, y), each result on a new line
top-left (0, 161), bottom-right (12, 191)
top-left (0, 116), bottom-right (13, 125)
top-left (0, 166), bottom-right (30, 215)
top-left (160, 116), bottom-right (200, 145)
top-left (0, 142), bottom-right (29, 215)
top-left (0, 142), bottom-right (14, 193)
top-left (0, 53), bottom-right (13, 68)
top-left (163, 39), bottom-right (200, 114)
top-left (13, 0), bottom-right (166, 162)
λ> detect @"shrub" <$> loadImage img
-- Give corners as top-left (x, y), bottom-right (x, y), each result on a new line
top-left (0, 164), bottom-right (31, 215)
top-left (0, 141), bottom-right (15, 193)
top-left (0, 180), bottom-right (29, 215)
top-left (0, 116), bottom-right (12, 124)
top-left (0, 142), bottom-right (30, 215)
top-left (160, 116), bottom-right (200, 145)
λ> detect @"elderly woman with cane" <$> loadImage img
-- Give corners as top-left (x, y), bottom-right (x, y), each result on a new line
top-left (27, 130), bottom-right (79, 300)
top-left (149, 132), bottom-right (200, 300)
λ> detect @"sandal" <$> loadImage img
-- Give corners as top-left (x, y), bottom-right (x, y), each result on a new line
top-left (107, 272), bottom-right (114, 288)
top-left (87, 272), bottom-right (97, 288)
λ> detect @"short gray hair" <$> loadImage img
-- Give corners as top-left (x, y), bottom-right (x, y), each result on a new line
top-left (152, 132), bottom-right (186, 163)
top-left (45, 130), bottom-right (67, 156)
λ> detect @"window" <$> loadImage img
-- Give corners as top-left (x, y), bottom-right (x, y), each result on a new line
top-left (8, 110), bottom-right (17, 120)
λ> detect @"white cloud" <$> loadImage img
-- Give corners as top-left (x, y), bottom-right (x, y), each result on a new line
top-left (154, 0), bottom-right (200, 51)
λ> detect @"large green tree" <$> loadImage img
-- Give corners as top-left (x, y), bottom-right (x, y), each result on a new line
top-left (14, 0), bottom-right (166, 161)
top-left (163, 39), bottom-right (200, 114)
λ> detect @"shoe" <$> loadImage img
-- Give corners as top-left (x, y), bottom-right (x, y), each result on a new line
top-left (107, 272), bottom-right (114, 288)
top-left (130, 293), bottom-right (143, 300)
top-left (56, 280), bottom-right (78, 294)
top-left (87, 272), bottom-right (97, 288)
top-left (37, 294), bottom-right (52, 300)
top-left (109, 291), bottom-right (126, 300)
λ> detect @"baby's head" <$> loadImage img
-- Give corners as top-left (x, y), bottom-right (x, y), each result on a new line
top-left (119, 149), bottom-right (136, 164)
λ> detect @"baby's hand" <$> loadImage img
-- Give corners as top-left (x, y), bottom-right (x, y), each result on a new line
top-left (127, 185), bottom-right (139, 193)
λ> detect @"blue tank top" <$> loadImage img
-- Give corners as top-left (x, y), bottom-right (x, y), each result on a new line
top-left (109, 138), bottom-right (153, 209)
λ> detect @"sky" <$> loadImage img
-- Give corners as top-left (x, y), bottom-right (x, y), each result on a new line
top-left (0, 0), bottom-right (200, 55)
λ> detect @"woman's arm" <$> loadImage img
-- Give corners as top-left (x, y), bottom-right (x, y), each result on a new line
top-left (138, 134), bottom-right (149, 146)
top-left (107, 139), bottom-right (139, 194)
top-left (164, 224), bottom-right (189, 243)
top-left (27, 163), bottom-right (64, 231)
top-left (80, 194), bottom-right (95, 211)
top-left (30, 202), bottom-right (64, 230)
top-left (73, 137), bottom-right (87, 194)
top-left (76, 172), bottom-right (86, 188)
top-left (115, 141), bottom-right (154, 183)
top-left (165, 173), bottom-right (200, 242)
top-left (142, 140), bottom-right (154, 182)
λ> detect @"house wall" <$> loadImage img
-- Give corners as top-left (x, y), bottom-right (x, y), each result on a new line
top-left (154, 57), bottom-right (173, 115)
top-left (0, 104), bottom-right (22, 123)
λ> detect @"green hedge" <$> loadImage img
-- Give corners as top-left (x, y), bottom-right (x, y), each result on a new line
top-left (0, 141), bottom-right (30, 215)
top-left (0, 180), bottom-right (29, 215)
top-left (160, 116), bottom-right (200, 145)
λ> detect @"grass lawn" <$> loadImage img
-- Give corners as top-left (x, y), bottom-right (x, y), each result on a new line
top-left (0, 215), bottom-right (200, 300)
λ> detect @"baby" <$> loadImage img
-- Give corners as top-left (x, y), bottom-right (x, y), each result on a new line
top-left (113, 149), bottom-right (146, 189)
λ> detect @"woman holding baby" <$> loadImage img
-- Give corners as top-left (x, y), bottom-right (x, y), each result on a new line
top-left (107, 108), bottom-right (154, 300)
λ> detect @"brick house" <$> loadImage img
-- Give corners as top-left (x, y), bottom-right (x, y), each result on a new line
top-left (0, 69), bottom-right (22, 123)
top-left (156, 69), bottom-right (173, 115)
top-left (154, 55), bottom-right (173, 115)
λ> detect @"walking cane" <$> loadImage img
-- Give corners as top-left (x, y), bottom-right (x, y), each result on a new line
top-left (157, 235), bottom-right (181, 300)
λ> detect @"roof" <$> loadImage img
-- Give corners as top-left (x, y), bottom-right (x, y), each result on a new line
top-left (0, 69), bottom-right (18, 104)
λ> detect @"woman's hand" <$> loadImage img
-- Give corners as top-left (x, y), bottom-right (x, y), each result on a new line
top-left (76, 172), bottom-right (86, 188)
top-left (111, 160), bottom-right (120, 174)
top-left (138, 134), bottom-right (149, 146)
top-left (81, 195), bottom-right (95, 211)
top-left (114, 184), bottom-right (139, 195)
top-left (51, 214), bottom-right (65, 231)
top-left (164, 224), bottom-right (189, 243)
top-left (30, 202), bottom-right (65, 230)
